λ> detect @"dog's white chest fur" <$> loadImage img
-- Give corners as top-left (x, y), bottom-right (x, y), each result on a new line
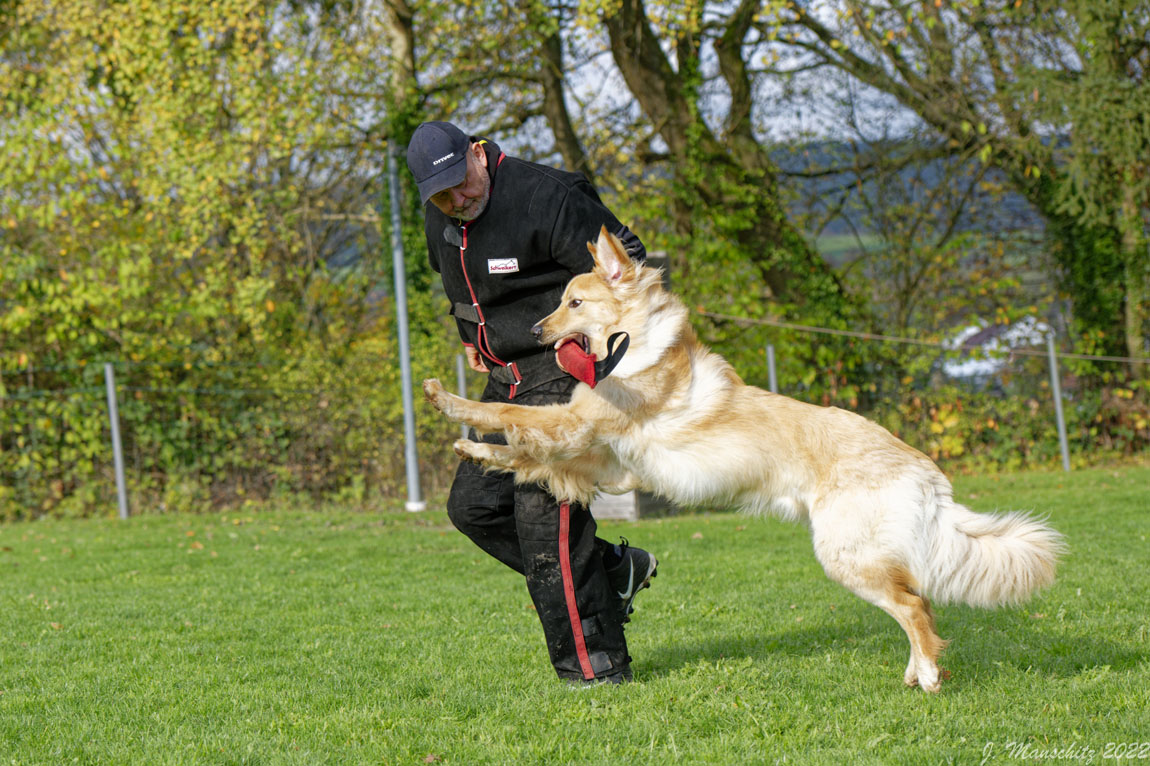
top-left (603, 348), bottom-right (810, 522)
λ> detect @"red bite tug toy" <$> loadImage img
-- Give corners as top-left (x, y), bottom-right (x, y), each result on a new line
top-left (554, 332), bottom-right (630, 389)
top-left (556, 339), bottom-right (599, 388)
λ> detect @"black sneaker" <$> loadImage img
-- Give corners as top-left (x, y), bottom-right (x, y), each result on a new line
top-left (605, 538), bottom-right (657, 623)
top-left (566, 666), bottom-right (633, 688)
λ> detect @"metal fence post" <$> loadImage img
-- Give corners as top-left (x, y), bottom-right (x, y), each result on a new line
top-left (1046, 333), bottom-right (1071, 472)
top-left (103, 363), bottom-right (130, 519)
top-left (456, 353), bottom-right (469, 440)
top-left (766, 343), bottom-right (778, 394)
top-left (387, 141), bottom-right (426, 512)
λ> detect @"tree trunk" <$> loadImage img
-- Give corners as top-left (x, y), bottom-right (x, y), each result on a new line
top-left (529, 6), bottom-right (594, 182)
top-left (379, 0), bottom-right (418, 138)
top-left (601, 0), bottom-right (849, 312)
top-left (1119, 181), bottom-right (1149, 376)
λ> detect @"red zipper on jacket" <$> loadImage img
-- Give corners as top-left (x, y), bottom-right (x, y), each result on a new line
top-left (455, 153), bottom-right (521, 397)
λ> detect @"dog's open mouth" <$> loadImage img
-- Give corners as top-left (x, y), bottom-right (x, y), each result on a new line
top-left (555, 333), bottom-right (597, 382)
top-left (554, 333), bottom-right (591, 355)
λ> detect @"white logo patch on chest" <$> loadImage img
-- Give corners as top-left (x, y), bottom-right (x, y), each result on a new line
top-left (487, 258), bottom-right (520, 274)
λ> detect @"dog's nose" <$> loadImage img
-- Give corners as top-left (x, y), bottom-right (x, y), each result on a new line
top-left (530, 324), bottom-right (543, 341)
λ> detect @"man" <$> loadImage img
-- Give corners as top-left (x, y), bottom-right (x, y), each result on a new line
top-left (406, 120), bottom-right (657, 685)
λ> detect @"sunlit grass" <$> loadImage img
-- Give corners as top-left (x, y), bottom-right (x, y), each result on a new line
top-left (2, 465), bottom-right (1146, 764)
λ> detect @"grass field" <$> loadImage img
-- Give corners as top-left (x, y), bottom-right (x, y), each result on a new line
top-left (2, 465), bottom-right (1147, 764)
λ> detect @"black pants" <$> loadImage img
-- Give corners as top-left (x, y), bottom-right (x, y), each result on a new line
top-left (446, 376), bottom-right (630, 681)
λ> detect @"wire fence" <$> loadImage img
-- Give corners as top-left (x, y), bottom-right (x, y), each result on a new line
top-left (698, 311), bottom-right (1150, 364)
top-left (0, 354), bottom-right (470, 519)
top-left (2, 313), bottom-right (1148, 520)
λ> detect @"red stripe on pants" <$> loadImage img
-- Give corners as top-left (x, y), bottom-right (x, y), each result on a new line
top-left (558, 502), bottom-right (595, 679)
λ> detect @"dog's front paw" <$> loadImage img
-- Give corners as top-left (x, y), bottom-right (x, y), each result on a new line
top-left (422, 378), bottom-right (448, 410)
top-left (423, 374), bottom-right (462, 418)
top-left (454, 439), bottom-right (487, 464)
top-left (424, 380), bottom-right (466, 422)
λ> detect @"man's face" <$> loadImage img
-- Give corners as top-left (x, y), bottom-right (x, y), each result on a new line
top-left (429, 143), bottom-right (490, 221)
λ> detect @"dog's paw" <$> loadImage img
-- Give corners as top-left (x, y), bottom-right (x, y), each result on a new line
top-left (422, 378), bottom-right (447, 408)
top-left (906, 662), bottom-right (947, 693)
top-left (453, 439), bottom-right (478, 461)
top-left (925, 668), bottom-right (951, 693)
top-left (453, 439), bottom-right (492, 464)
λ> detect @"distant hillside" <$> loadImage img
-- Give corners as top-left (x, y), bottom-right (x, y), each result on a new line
top-left (774, 141), bottom-right (1046, 244)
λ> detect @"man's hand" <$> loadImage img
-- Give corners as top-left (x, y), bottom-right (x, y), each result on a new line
top-left (465, 345), bottom-right (490, 373)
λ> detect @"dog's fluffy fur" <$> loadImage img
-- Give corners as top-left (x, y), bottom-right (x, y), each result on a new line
top-left (423, 227), bottom-right (1065, 692)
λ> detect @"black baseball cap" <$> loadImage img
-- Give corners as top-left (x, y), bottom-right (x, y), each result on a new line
top-left (406, 121), bottom-right (471, 204)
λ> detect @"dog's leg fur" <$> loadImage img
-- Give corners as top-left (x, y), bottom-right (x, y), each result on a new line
top-left (453, 439), bottom-right (533, 471)
top-left (828, 564), bottom-right (949, 692)
top-left (809, 492), bottom-right (949, 692)
top-left (424, 379), bottom-right (592, 457)
top-left (453, 439), bottom-right (623, 505)
top-left (428, 378), bottom-right (608, 502)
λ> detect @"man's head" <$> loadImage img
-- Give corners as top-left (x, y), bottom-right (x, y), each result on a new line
top-left (406, 121), bottom-right (491, 221)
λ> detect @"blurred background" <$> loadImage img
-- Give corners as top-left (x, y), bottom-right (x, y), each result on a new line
top-left (2, 0), bottom-right (1147, 518)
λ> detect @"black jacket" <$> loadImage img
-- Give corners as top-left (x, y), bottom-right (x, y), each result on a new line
top-left (423, 139), bottom-right (645, 394)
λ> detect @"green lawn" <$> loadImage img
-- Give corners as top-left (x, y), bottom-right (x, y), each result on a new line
top-left (2, 465), bottom-right (1147, 764)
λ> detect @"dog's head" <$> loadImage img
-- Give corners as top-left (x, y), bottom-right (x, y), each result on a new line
top-left (532, 226), bottom-right (640, 361)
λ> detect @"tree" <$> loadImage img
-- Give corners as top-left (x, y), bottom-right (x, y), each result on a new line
top-left (388, 1), bottom-right (853, 324)
top-left (0, 0), bottom-right (470, 515)
top-left (1022, 0), bottom-right (1150, 370)
top-left (587, 0), bottom-right (856, 320)
top-left (0, 0), bottom-right (405, 369)
top-left (762, 0), bottom-right (1148, 361)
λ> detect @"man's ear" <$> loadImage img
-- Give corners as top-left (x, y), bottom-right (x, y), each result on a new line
top-left (589, 225), bottom-right (632, 282)
top-left (471, 141), bottom-right (488, 168)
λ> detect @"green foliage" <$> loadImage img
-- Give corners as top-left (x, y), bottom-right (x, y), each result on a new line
top-left (0, 322), bottom-right (465, 521)
top-left (1010, 0), bottom-right (1150, 360)
top-left (1019, 0), bottom-right (1150, 231)
top-left (0, 0), bottom-right (465, 518)
top-left (1043, 215), bottom-right (1128, 356)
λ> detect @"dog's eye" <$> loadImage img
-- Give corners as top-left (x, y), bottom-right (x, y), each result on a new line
top-left (568, 298), bottom-right (582, 308)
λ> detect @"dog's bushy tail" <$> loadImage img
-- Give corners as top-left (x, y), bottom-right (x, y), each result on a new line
top-left (920, 499), bottom-right (1065, 608)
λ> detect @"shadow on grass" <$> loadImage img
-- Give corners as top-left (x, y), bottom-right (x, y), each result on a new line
top-left (639, 608), bottom-right (1140, 685)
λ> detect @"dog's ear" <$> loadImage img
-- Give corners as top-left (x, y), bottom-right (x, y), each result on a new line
top-left (590, 225), bottom-right (633, 283)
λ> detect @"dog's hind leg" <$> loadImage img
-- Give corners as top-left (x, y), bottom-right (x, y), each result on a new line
top-left (824, 561), bottom-right (948, 692)
top-left (881, 568), bottom-right (947, 692)
top-left (812, 512), bottom-right (948, 691)
top-left (810, 491), bottom-right (949, 692)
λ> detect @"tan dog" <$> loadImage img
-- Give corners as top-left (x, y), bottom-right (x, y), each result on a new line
top-left (423, 226), bottom-right (1064, 692)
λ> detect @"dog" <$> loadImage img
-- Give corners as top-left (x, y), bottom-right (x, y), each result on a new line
top-left (422, 226), bottom-right (1064, 692)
